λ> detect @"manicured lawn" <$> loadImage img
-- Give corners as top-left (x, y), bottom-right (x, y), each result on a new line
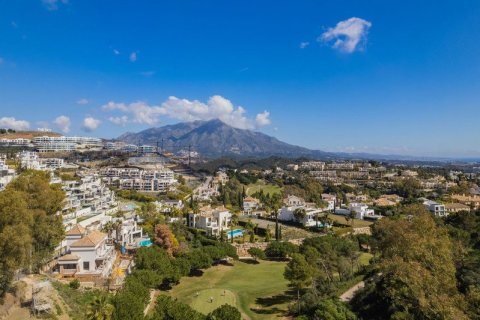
top-left (329, 214), bottom-right (373, 228)
top-left (163, 260), bottom-right (292, 320)
top-left (246, 181), bottom-right (282, 197)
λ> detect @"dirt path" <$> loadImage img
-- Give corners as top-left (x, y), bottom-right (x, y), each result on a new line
top-left (144, 289), bottom-right (160, 316)
top-left (339, 281), bottom-right (365, 302)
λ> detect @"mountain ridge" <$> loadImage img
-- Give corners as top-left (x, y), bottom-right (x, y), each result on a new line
top-left (117, 119), bottom-right (333, 158)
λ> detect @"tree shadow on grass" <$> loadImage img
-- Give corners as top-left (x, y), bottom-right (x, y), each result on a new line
top-left (238, 259), bottom-right (259, 265)
top-left (250, 306), bottom-right (286, 315)
top-left (188, 269), bottom-right (204, 277)
top-left (255, 292), bottom-right (292, 307)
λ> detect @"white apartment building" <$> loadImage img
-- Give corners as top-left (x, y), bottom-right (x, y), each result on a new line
top-left (188, 207), bottom-right (232, 237)
top-left (0, 155), bottom-right (15, 190)
top-left (300, 161), bottom-right (325, 170)
top-left (100, 167), bottom-right (176, 193)
top-left (0, 138), bottom-right (31, 146)
top-left (61, 175), bottom-right (118, 227)
top-left (18, 151), bottom-right (65, 171)
top-left (33, 136), bottom-right (102, 152)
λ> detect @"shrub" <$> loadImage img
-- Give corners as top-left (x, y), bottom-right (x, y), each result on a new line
top-left (69, 279), bottom-right (80, 290)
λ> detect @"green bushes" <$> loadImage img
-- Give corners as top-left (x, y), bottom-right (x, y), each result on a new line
top-left (265, 241), bottom-right (299, 258)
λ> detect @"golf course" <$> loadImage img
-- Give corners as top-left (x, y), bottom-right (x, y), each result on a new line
top-left (163, 260), bottom-right (291, 320)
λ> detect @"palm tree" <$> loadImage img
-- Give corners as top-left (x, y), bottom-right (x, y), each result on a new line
top-left (86, 294), bottom-right (114, 320)
top-left (230, 213), bottom-right (238, 243)
top-left (102, 221), bottom-right (115, 240)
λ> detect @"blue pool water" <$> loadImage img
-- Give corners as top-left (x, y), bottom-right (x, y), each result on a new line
top-left (139, 239), bottom-right (153, 247)
top-left (227, 229), bottom-right (243, 239)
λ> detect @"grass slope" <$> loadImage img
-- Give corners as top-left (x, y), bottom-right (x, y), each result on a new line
top-left (246, 181), bottom-right (282, 197)
top-left (164, 260), bottom-right (291, 320)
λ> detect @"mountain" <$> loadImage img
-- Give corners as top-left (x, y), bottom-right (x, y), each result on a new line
top-left (117, 119), bottom-right (334, 158)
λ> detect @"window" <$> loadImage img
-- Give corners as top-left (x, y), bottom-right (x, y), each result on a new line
top-left (83, 261), bottom-right (90, 271)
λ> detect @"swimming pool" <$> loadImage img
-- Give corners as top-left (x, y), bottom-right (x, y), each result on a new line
top-left (227, 229), bottom-right (243, 239)
top-left (139, 239), bottom-right (153, 247)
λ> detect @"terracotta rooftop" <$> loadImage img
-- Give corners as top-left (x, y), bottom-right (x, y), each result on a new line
top-left (70, 230), bottom-right (106, 248)
top-left (58, 254), bottom-right (80, 261)
top-left (66, 224), bottom-right (86, 236)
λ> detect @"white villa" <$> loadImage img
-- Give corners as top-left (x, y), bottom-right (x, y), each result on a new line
top-left (58, 226), bottom-right (116, 281)
top-left (243, 196), bottom-right (260, 213)
top-left (188, 206), bottom-right (232, 237)
top-left (284, 195), bottom-right (306, 207)
top-left (278, 206), bottom-right (324, 227)
top-left (421, 198), bottom-right (447, 217)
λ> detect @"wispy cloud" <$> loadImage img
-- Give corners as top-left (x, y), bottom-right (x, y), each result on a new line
top-left (41, 0), bottom-right (69, 11)
top-left (319, 17), bottom-right (372, 53)
top-left (108, 116), bottom-right (129, 126)
top-left (299, 42), bottom-right (310, 49)
top-left (113, 49), bottom-right (120, 55)
top-left (129, 52), bottom-right (137, 62)
top-left (11, 21), bottom-right (18, 28)
top-left (140, 71), bottom-right (155, 77)
top-left (53, 115), bottom-right (71, 133)
top-left (76, 98), bottom-right (89, 105)
top-left (0, 117), bottom-right (30, 130)
top-left (82, 116), bottom-right (101, 132)
top-left (102, 95), bottom-right (272, 130)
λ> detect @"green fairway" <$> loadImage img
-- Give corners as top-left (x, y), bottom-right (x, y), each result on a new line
top-left (246, 181), bottom-right (282, 197)
top-left (164, 260), bottom-right (292, 320)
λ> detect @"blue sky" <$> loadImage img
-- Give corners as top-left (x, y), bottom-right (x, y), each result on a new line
top-left (1, 0), bottom-right (480, 157)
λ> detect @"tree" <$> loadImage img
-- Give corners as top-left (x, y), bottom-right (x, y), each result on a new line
top-left (154, 224), bottom-right (179, 257)
top-left (247, 247), bottom-right (266, 262)
top-left (207, 304), bottom-right (241, 320)
top-left (353, 207), bottom-right (468, 320)
top-left (86, 293), bottom-right (114, 320)
top-left (265, 241), bottom-right (298, 258)
top-left (265, 193), bottom-right (283, 241)
top-left (293, 208), bottom-right (307, 224)
top-left (313, 299), bottom-right (356, 320)
top-left (284, 253), bottom-right (315, 313)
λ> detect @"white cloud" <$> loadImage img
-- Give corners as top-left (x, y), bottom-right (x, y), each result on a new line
top-left (76, 98), bottom-right (89, 105)
top-left (319, 17), bottom-right (372, 53)
top-left (53, 115), bottom-right (71, 133)
top-left (129, 52), bottom-right (137, 62)
top-left (299, 42), bottom-right (310, 49)
top-left (102, 95), bottom-right (272, 130)
top-left (41, 0), bottom-right (68, 10)
top-left (11, 21), bottom-right (18, 28)
top-left (108, 116), bottom-right (129, 126)
top-left (82, 117), bottom-right (101, 132)
top-left (113, 49), bottom-right (120, 55)
top-left (255, 111), bottom-right (271, 126)
top-left (103, 101), bottom-right (165, 125)
top-left (0, 117), bottom-right (30, 130)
